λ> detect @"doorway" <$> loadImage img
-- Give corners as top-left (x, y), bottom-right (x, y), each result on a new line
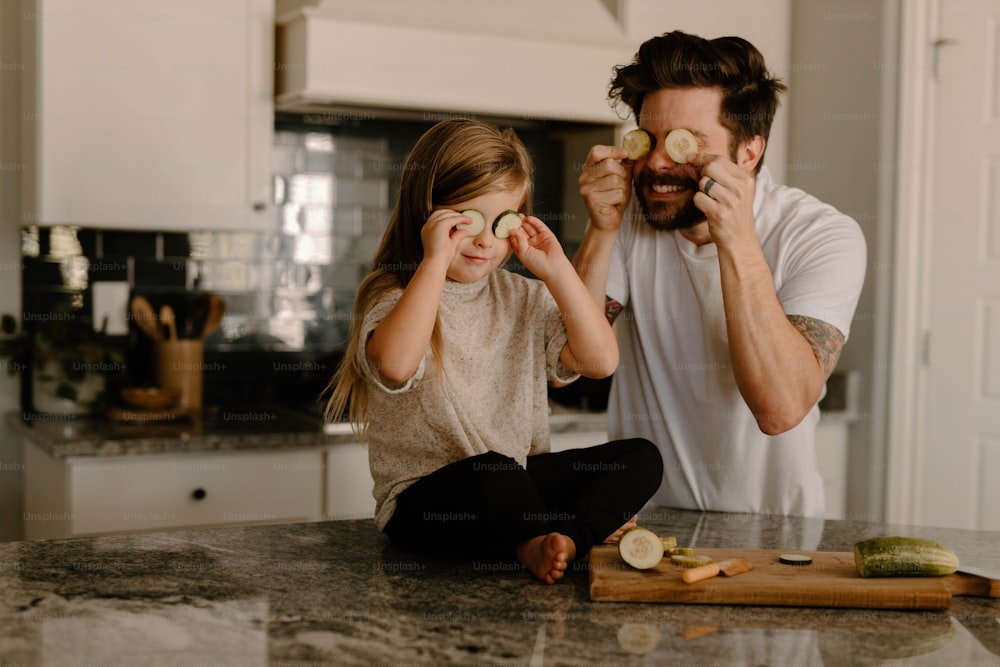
top-left (887, 0), bottom-right (1000, 530)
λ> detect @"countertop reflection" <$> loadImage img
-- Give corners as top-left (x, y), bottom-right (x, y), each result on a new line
top-left (1, 509), bottom-right (998, 666)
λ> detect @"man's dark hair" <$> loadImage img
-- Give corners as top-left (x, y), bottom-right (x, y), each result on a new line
top-left (609, 31), bottom-right (787, 172)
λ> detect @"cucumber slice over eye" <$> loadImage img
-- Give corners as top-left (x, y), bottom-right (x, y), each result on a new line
top-left (492, 210), bottom-right (523, 239)
top-left (622, 129), bottom-right (651, 160)
top-left (665, 128), bottom-right (698, 164)
top-left (457, 209), bottom-right (487, 236)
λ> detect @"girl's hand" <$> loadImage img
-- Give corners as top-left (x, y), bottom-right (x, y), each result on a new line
top-left (508, 215), bottom-right (568, 280)
top-left (421, 209), bottom-right (471, 268)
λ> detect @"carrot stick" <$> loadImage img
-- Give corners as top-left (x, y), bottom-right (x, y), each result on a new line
top-left (682, 561), bottom-right (721, 584)
top-left (717, 557), bottom-right (753, 577)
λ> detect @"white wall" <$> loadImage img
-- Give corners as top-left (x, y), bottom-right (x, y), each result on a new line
top-left (785, 0), bottom-right (891, 521)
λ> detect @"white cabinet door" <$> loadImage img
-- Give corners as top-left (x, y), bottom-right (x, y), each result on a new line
top-left (815, 419), bottom-right (848, 520)
top-left (21, 0), bottom-right (273, 230)
top-left (23, 443), bottom-right (324, 538)
top-left (67, 449), bottom-right (324, 536)
top-left (549, 430), bottom-right (608, 453)
top-left (325, 443), bottom-right (376, 520)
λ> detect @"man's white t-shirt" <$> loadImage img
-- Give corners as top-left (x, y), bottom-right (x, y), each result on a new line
top-left (605, 166), bottom-right (866, 518)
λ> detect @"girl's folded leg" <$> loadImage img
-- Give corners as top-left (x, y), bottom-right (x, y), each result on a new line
top-left (383, 451), bottom-right (552, 560)
top-left (525, 437), bottom-right (663, 555)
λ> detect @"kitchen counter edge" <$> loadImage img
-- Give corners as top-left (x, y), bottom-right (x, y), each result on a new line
top-left (5, 408), bottom-right (609, 459)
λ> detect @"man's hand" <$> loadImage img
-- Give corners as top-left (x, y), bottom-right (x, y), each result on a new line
top-left (579, 145), bottom-right (633, 232)
top-left (690, 152), bottom-right (758, 248)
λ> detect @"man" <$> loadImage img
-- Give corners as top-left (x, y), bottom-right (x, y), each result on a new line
top-left (574, 31), bottom-right (866, 518)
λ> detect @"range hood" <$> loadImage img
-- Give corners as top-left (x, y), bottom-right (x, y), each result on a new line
top-left (274, 3), bottom-right (632, 124)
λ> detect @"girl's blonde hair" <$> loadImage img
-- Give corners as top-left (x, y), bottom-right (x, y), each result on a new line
top-left (323, 119), bottom-right (534, 436)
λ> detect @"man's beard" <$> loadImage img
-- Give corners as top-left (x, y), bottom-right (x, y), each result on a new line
top-left (634, 171), bottom-right (705, 232)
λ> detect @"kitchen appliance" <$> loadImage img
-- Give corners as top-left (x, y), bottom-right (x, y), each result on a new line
top-left (274, 5), bottom-right (628, 123)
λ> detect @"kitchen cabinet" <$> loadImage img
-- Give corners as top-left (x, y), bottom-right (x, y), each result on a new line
top-left (325, 441), bottom-right (376, 520)
top-left (19, 0), bottom-right (274, 230)
top-left (16, 414), bottom-right (847, 539)
top-left (23, 443), bottom-right (325, 539)
top-left (550, 429), bottom-right (608, 453)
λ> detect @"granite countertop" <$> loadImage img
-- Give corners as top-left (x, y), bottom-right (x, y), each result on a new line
top-left (1, 508), bottom-right (997, 666)
top-left (6, 406), bottom-right (349, 458)
top-left (7, 407), bottom-right (610, 459)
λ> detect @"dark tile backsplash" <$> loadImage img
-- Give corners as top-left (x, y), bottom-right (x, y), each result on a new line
top-left (16, 114), bottom-right (594, 417)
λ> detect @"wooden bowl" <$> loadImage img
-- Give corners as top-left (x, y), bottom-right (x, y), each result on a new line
top-left (120, 387), bottom-right (181, 410)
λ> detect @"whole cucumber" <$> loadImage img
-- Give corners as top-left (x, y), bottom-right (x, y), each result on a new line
top-left (854, 536), bottom-right (959, 577)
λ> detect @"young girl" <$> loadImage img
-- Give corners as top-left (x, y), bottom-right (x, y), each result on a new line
top-left (326, 119), bottom-right (662, 584)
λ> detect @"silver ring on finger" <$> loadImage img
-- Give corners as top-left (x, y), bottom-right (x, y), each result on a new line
top-left (703, 177), bottom-right (717, 197)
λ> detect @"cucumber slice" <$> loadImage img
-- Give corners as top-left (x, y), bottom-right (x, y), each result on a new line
top-left (622, 128), bottom-right (651, 160)
top-left (669, 554), bottom-right (714, 568)
top-left (668, 547), bottom-right (697, 557)
top-left (492, 210), bottom-right (523, 239)
top-left (664, 128), bottom-right (698, 164)
top-left (779, 554), bottom-right (813, 566)
top-left (457, 209), bottom-right (487, 237)
top-left (618, 526), bottom-right (664, 570)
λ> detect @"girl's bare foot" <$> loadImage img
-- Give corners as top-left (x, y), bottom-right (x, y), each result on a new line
top-left (515, 532), bottom-right (577, 584)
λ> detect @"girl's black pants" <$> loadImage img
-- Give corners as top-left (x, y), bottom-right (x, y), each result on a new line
top-left (383, 438), bottom-right (662, 561)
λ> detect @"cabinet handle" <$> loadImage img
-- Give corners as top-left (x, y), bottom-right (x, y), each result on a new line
top-left (191, 488), bottom-right (207, 501)
top-left (252, 202), bottom-right (267, 212)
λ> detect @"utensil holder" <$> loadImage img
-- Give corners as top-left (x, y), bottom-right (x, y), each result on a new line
top-left (154, 340), bottom-right (204, 411)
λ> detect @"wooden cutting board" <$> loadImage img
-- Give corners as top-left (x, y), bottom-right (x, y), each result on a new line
top-left (588, 546), bottom-right (995, 610)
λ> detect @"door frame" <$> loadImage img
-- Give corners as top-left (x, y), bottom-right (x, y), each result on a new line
top-left (884, 0), bottom-right (936, 525)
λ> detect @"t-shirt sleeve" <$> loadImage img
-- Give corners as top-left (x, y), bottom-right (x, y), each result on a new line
top-left (777, 214), bottom-right (867, 341)
top-left (356, 290), bottom-right (427, 394)
top-left (605, 199), bottom-right (638, 308)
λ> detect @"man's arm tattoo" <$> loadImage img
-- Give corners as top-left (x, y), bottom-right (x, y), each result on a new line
top-left (605, 297), bottom-right (623, 326)
top-left (787, 314), bottom-right (844, 378)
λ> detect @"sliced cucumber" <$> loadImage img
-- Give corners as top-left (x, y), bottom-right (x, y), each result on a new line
top-left (492, 210), bottom-right (523, 239)
top-left (665, 128), bottom-right (698, 164)
top-left (669, 554), bottom-right (714, 569)
top-left (457, 209), bottom-right (487, 237)
top-left (622, 128), bottom-right (651, 160)
top-left (779, 554), bottom-right (813, 566)
top-left (618, 526), bottom-right (664, 570)
top-left (668, 547), bottom-right (697, 557)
